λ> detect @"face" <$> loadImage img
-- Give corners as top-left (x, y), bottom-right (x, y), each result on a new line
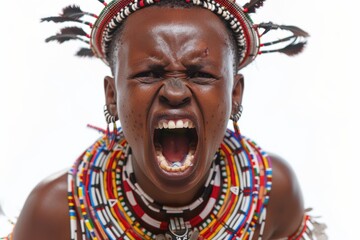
top-left (105, 7), bottom-right (243, 204)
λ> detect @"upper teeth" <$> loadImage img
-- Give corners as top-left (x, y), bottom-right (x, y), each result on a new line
top-left (156, 119), bottom-right (194, 129)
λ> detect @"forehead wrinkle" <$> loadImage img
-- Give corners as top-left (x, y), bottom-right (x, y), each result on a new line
top-left (176, 38), bottom-right (202, 60)
top-left (151, 24), bottom-right (199, 61)
top-left (152, 34), bottom-right (175, 62)
top-left (118, 8), bottom-right (235, 74)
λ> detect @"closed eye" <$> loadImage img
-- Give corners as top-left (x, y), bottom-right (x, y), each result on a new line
top-left (186, 64), bottom-right (218, 81)
top-left (132, 71), bottom-right (162, 79)
top-left (186, 66), bottom-right (218, 85)
top-left (130, 65), bottom-right (165, 83)
top-left (188, 71), bottom-right (216, 79)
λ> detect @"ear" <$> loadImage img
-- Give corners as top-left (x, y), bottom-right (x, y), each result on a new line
top-left (231, 73), bottom-right (244, 115)
top-left (104, 76), bottom-right (118, 119)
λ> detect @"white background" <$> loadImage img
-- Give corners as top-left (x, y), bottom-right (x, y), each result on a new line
top-left (1, 0), bottom-right (359, 238)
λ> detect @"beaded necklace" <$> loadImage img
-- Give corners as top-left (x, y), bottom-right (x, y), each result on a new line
top-left (68, 129), bottom-right (272, 240)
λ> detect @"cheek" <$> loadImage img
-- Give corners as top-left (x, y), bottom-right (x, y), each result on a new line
top-left (200, 85), bottom-right (232, 141)
top-left (207, 98), bottom-right (230, 134)
top-left (119, 103), bottom-right (143, 143)
top-left (117, 86), bottom-right (146, 142)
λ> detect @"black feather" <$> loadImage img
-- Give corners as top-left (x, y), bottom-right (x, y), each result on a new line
top-left (40, 16), bottom-right (80, 23)
top-left (62, 5), bottom-right (84, 19)
top-left (258, 22), bottom-right (309, 56)
top-left (45, 35), bottom-right (79, 44)
top-left (41, 16), bottom-right (72, 23)
top-left (45, 34), bottom-right (89, 44)
top-left (40, 16), bottom-right (91, 26)
top-left (260, 41), bottom-right (307, 56)
top-left (243, 0), bottom-right (266, 13)
top-left (279, 25), bottom-right (310, 38)
top-left (60, 27), bottom-right (88, 37)
top-left (278, 42), bottom-right (307, 56)
top-left (76, 48), bottom-right (95, 57)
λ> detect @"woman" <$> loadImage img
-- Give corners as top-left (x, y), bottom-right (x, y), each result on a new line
top-left (6, 0), bottom-right (326, 239)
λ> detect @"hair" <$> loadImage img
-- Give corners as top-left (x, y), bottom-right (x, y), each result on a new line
top-left (107, 0), bottom-right (239, 75)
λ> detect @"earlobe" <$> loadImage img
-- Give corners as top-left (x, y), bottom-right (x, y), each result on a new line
top-left (104, 76), bottom-right (118, 118)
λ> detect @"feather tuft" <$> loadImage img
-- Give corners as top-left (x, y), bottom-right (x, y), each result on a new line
top-left (280, 25), bottom-right (310, 38)
top-left (278, 42), bottom-right (307, 56)
top-left (41, 16), bottom-right (72, 23)
top-left (40, 16), bottom-right (91, 26)
top-left (45, 34), bottom-right (89, 44)
top-left (62, 5), bottom-right (83, 19)
top-left (76, 48), bottom-right (95, 57)
top-left (45, 35), bottom-right (79, 44)
top-left (60, 27), bottom-right (88, 37)
top-left (61, 5), bottom-right (97, 19)
top-left (243, 0), bottom-right (266, 13)
top-left (258, 22), bottom-right (309, 56)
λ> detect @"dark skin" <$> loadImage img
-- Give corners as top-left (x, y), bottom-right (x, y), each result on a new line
top-left (108, 7), bottom-right (238, 206)
top-left (12, 7), bottom-right (304, 240)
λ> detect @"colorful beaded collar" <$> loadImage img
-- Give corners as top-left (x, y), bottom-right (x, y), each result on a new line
top-left (68, 129), bottom-right (272, 239)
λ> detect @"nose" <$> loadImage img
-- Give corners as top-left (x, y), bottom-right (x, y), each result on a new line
top-left (159, 78), bottom-right (191, 107)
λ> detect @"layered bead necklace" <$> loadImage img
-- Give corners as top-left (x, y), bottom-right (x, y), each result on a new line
top-left (68, 129), bottom-right (272, 240)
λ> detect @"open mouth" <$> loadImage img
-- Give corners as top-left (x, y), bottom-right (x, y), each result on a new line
top-left (154, 119), bottom-right (198, 173)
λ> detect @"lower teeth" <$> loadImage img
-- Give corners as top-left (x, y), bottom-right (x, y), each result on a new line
top-left (156, 151), bottom-right (194, 172)
top-left (172, 162), bottom-right (182, 168)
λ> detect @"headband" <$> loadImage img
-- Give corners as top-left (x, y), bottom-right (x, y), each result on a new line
top-left (42, 0), bottom-right (309, 69)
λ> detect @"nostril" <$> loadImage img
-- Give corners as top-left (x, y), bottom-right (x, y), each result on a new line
top-left (181, 97), bottom-right (191, 105)
top-left (160, 96), bottom-right (169, 104)
top-left (159, 95), bottom-right (191, 107)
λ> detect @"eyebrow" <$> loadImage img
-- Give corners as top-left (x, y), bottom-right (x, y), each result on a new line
top-left (131, 50), bottom-right (220, 70)
top-left (133, 55), bottom-right (165, 65)
top-left (183, 58), bottom-right (219, 69)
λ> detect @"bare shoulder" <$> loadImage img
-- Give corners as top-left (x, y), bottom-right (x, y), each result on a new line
top-left (12, 170), bottom-right (70, 240)
top-left (265, 153), bottom-right (304, 239)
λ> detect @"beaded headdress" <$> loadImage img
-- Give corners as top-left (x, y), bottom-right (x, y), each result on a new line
top-left (42, 0), bottom-right (309, 69)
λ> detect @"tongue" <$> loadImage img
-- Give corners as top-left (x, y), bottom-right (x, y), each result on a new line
top-left (161, 134), bottom-right (189, 163)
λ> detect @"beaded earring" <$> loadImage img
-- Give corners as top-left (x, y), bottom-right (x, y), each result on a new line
top-left (231, 103), bottom-right (243, 140)
top-left (104, 104), bottom-right (118, 149)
